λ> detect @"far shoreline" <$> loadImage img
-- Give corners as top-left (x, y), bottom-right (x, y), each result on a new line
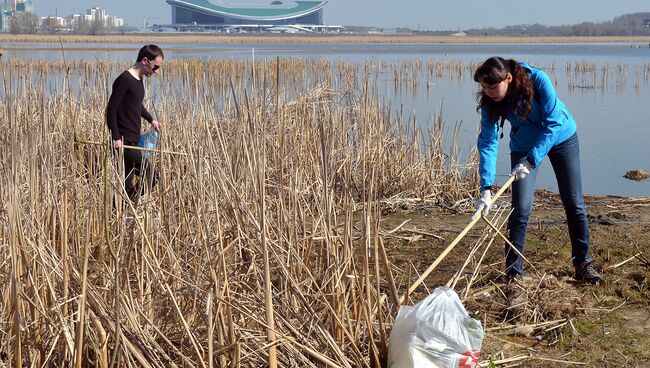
top-left (2, 34), bottom-right (650, 44)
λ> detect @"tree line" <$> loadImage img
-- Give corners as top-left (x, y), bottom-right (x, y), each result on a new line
top-left (463, 12), bottom-right (650, 37)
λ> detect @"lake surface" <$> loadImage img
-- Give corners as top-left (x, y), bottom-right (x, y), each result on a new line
top-left (2, 41), bottom-right (649, 196)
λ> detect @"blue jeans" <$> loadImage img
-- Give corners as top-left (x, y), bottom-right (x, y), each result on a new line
top-left (506, 133), bottom-right (592, 277)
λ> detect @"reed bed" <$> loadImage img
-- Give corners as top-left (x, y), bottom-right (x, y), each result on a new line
top-left (2, 57), bottom-right (647, 102)
top-left (0, 57), bottom-right (483, 367)
top-left (2, 55), bottom-right (647, 366)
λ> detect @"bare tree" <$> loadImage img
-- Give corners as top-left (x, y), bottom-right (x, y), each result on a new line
top-left (88, 18), bottom-right (105, 35)
top-left (39, 16), bottom-right (60, 34)
top-left (9, 11), bottom-right (40, 34)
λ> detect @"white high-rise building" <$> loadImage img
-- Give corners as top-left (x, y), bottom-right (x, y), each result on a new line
top-left (1, 0), bottom-right (34, 32)
top-left (83, 7), bottom-right (122, 27)
top-left (35, 5), bottom-right (126, 31)
top-left (87, 7), bottom-right (107, 25)
top-left (40, 16), bottom-right (67, 28)
top-left (70, 13), bottom-right (81, 27)
top-left (106, 15), bottom-right (124, 28)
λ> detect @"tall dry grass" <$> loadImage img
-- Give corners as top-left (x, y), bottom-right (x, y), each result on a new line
top-left (0, 57), bottom-right (480, 366)
top-left (2, 54), bottom-right (649, 366)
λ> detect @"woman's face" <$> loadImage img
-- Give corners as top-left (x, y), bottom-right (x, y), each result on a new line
top-left (480, 72), bottom-right (512, 102)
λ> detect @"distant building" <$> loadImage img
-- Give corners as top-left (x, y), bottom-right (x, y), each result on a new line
top-left (166, 0), bottom-right (326, 26)
top-left (0, 16), bottom-right (7, 31)
top-left (0, 4), bottom-right (9, 31)
top-left (107, 15), bottom-right (124, 28)
top-left (14, 0), bottom-right (32, 12)
top-left (0, 0), bottom-right (33, 32)
top-left (40, 16), bottom-right (66, 28)
top-left (86, 7), bottom-right (123, 27)
top-left (41, 7), bottom-right (124, 30)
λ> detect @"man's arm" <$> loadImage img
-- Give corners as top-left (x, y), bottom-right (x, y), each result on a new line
top-left (141, 106), bottom-right (153, 124)
top-left (141, 106), bottom-right (161, 131)
top-left (106, 75), bottom-right (128, 146)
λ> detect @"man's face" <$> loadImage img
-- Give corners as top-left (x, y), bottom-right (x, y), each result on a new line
top-left (144, 56), bottom-right (164, 77)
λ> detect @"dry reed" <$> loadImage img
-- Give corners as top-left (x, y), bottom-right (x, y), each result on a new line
top-left (0, 56), bottom-right (480, 366)
top-left (2, 54), bottom-right (633, 366)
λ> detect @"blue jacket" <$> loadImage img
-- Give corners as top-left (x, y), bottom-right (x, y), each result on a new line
top-left (477, 63), bottom-right (577, 190)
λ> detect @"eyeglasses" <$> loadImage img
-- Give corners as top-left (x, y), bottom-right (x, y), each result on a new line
top-left (144, 58), bottom-right (161, 72)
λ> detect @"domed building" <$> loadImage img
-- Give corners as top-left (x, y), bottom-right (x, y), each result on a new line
top-left (165, 0), bottom-right (326, 26)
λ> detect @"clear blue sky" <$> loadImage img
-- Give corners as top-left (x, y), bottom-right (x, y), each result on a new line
top-left (30, 0), bottom-right (650, 30)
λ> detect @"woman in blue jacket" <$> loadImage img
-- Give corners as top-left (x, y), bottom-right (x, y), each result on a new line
top-left (472, 56), bottom-right (602, 288)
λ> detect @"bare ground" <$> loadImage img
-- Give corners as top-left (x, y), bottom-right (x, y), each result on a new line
top-left (381, 191), bottom-right (650, 367)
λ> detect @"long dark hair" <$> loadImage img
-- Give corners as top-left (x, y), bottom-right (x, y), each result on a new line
top-left (474, 57), bottom-right (534, 121)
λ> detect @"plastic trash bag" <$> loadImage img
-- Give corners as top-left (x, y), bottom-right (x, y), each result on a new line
top-left (138, 130), bottom-right (159, 158)
top-left (388, 287), bottom-right (484, 368)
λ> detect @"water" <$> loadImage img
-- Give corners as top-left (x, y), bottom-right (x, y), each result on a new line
top-left (2, 41), bottom-right (649, 196)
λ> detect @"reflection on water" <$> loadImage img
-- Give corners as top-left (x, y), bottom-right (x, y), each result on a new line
top-left (1, 42), bottom-right (649, 196)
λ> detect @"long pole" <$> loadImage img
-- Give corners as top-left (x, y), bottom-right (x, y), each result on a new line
top-left (398, 175), bottom-right (516, 304)
top-left (74, 139), bottom-right (188, 157)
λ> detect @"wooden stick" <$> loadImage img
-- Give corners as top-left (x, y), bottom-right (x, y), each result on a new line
top-left (88, 310), bottom-right (108, 368)
top-left (207, 292), bottom-right (214, 368)
top-left (478, 354), bottom-right (528, 367)
top-left (481, 216), bottom-right (540, 274)
top-left (401, 227), bottom-right (444, 240)
top-left (378, 237), bottom-right (401, 307)
top-left (386, 219), bottom-right (410, 234)
top-left (74, 211), bottom-right (92, 368)
top-left (255, 69), bottom-right (279, 368)
top-left (399, 175), bottom-right (515, 304)
top-left (606, 252), bottom-right (642, 269)
top-left (165, 284), bottom-right (208, 368)
top-left (487, 318), bottom-right (567, 331)
top-left (532, 356), bottom-right (589, 365)
top-left (74, 139), bottom-right (189, 157)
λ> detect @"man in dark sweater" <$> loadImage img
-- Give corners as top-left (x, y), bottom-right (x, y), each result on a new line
top-left (106, 44), bottom-right (164, 205)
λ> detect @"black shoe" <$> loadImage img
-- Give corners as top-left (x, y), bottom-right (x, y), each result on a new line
top-left (575, 262), bottom-right (603, 284)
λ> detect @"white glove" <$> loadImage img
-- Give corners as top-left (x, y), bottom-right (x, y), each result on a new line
top-left (471, 189), bottom-right (492, 220)
top-left (510, 161), bottom-right (532, 181)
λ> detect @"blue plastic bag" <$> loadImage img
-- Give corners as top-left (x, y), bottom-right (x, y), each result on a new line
top-left (138, 130), bottom-right (159, 157)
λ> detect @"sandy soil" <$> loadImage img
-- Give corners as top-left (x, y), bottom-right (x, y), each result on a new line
top-left (381, 191), bottom-right (650, 367)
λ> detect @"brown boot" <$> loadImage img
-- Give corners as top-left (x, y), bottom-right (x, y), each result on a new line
top-left (505, 275), bottom-right (527, 314)
top-left (575, 262), bottom-right (603, 284)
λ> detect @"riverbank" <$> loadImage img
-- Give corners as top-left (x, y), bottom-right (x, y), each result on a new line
top-left (2, 34), bottom-right (650, 44)
top-left (382, 191), bottom-right (650, 366)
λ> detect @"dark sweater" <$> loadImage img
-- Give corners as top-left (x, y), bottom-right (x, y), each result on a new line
top-left (106, 70), bottom-right (153, 142)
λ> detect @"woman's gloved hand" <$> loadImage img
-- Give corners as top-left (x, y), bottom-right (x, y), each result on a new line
top-left (471, 189), bottom-right (492, 220)
top-left (510, 161), bottom-right (532, 181)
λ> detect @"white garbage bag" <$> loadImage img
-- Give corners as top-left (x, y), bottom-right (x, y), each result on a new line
top-left (388, 287), bottom-right (484, 368)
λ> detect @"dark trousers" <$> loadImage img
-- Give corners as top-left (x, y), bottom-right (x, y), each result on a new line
top-left (506, 133), bottom-right (592, 277)
top-left (123, 140), bottom-right (158, 206)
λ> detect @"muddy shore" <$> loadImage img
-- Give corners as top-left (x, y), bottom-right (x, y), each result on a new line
top-left (382, 191), bottom-right (650, 366)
